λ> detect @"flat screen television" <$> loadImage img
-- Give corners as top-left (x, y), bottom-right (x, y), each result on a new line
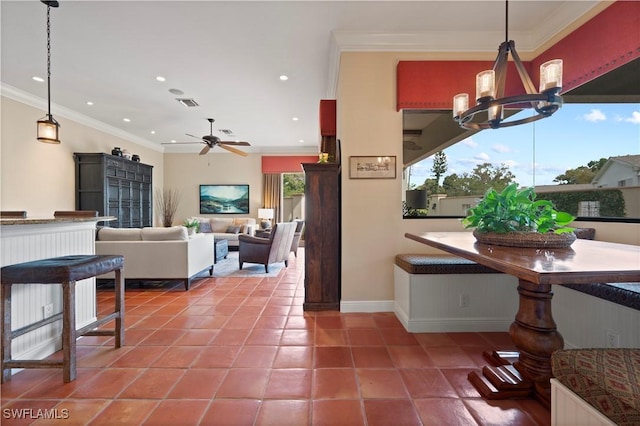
top-left (199, 184), bottom-right (250, 214)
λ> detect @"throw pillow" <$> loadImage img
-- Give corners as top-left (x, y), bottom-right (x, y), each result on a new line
top-left (225, 225), bottom-right (241, 234)
top-left (198, 221), bottom-right (212, 233)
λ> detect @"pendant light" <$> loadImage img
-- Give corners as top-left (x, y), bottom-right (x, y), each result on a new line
top-left (453, 1), bottom-right (563, 130)
top-left (37, 0), bottom-right (61, 144)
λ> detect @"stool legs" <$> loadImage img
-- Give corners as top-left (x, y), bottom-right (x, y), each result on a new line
top-left (1, 271), bottom-right (125, 383)
top-left (2, 283), bottom-right (12, 383)
top-left (114, 268), bottom-right (125, 348)
top-left (62, 281), bottom-right (76, 383)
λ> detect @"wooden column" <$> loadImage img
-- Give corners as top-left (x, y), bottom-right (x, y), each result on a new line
top-left (302, 162), bottom-right (341, 310)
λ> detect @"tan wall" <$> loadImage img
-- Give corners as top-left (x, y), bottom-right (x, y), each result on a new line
top-left (338, 51), bottom-right (479, 303)
top-left (163, 152), bottom-right (311, 226)
top-left (1, 96), bottom-right (164, 219)
top-left (163, 153), bottom-right (263, 225)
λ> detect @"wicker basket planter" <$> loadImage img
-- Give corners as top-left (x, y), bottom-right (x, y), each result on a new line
top-left (473, 229), bottom-right (577, 249)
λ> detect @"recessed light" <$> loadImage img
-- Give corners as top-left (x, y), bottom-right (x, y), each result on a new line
top-left (32, 76), bottom-right (44, 82)
top-left (279, 75), bottom-right (289, 81)
top-left (123, 118), bottom-right (131, 122)
top-left (299, 139), bottom-right (304, 143)
top-left (292, 117), bottom-right (299, 121)
top-left (170, 140), bottom-right (176, 143)
top-left (169, 88), bottom-right (184, 95)
top-left (156, 76), bottom-right (166, 82)
top-left (150, 130), bottom-right (156, 135)
top-left (86, 101), bottom-right (93, 106)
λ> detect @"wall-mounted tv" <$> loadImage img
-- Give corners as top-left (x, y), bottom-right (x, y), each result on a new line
top-left (199, 184), bottom-right (250, 214)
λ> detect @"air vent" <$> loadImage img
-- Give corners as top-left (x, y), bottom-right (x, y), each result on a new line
top-left (176, 98), bottom-right (199, 107)
top-left (219, 129), bottom-right (234, 136)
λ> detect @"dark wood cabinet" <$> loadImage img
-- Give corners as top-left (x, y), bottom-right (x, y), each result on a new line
top-left (302, 162), bottom-right (341, 310)
top-left (74, 153), bottom-right (153, 228)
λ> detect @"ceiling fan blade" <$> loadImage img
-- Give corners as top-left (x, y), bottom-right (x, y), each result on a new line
top-left (199, 145), bottom-right (211, 155)
top-left (218, 144), bottom-right (248, 156)
top-left (186, 133), bottom-right (203, 140)
top-left (219, 141), bottom-right (251, 146)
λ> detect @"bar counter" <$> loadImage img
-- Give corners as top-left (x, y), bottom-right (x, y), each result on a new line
top-left (0, 216), bottom-right (115, 226)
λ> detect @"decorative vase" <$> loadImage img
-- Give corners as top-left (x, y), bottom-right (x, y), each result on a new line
top-left (132, 154), bottom-right (140, 162)
top-left (111, 147), bottom-right (122, 156)
top-left (472, 229), bottom-right (577, 249)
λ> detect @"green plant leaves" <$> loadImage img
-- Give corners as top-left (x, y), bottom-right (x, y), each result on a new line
top-left (462, 183), bottom-right (575, 234)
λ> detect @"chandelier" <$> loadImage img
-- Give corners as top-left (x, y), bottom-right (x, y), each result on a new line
top-left (453, 1), bottom-right (563, 130)
top-left (36, 0), bottom-right (61, 144)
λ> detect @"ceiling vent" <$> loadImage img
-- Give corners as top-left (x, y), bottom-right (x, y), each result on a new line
top-left (219, 129), bottom-right (234, 136)
top-left (176, 98), bottom-right (199, 107)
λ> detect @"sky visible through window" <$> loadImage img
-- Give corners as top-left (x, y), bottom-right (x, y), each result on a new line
top-left (408, 103), bottom-right (640, 188)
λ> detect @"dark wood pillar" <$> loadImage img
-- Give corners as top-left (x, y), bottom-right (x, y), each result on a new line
top-left (302, 162), bottom-right (341, 310)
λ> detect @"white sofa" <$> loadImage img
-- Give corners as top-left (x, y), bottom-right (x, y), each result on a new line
top-left (95, 226), bottom-right (214, 290)
top-left (188, 217), bottom-right (256, 249)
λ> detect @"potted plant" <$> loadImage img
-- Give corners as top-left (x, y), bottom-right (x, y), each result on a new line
top-left (183, 218), bottom-right (200, 236)
top-left (155, 188), bottom-right (182, 227)
top-left (462, 183), bottom-right (576, 248)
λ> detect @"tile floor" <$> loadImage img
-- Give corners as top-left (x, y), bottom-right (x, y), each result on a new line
top-left (1, 249), bottom-right (551, 425)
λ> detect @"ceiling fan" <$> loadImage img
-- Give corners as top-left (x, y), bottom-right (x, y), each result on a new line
top-left (164, 118), bottom-right (251, 156)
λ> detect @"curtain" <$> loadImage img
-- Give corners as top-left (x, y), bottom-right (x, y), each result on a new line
top-left (263, 174), bottom-right (281, 224)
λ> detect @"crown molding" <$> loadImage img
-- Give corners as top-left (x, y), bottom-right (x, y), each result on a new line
top-left (1, 83), bottom-right (163, 153)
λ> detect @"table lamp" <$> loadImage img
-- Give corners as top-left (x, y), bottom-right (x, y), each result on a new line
top-left (258, 208), bottom-right (274, 230)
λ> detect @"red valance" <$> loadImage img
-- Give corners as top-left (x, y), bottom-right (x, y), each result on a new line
top-left (397, 1), bottom-right (639, 111)
top-left (320, 100), bottom-right (337, 136)
top-left (262, 156), bottom-right (318, 174)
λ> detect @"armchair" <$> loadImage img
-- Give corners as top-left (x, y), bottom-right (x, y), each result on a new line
top-left (238, 222), bottom-right (297, 272)
top-left (290, 220), bottom-right (305, 257)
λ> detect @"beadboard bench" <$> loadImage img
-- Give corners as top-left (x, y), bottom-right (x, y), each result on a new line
top-left (393, 254), bottom-right (518, 333)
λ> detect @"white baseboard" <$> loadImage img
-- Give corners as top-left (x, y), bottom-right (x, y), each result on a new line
top-left (340, 300), bottom-right (395, 313)
top-left (396, 308), bottom-right (512, 332)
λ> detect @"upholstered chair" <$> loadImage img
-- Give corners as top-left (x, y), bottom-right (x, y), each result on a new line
top-left (290, 220), bottom-right (305, 257)
top-left (238, 222), bottom-right (296, 272)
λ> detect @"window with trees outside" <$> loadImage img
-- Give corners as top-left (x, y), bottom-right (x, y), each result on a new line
top-left (282, 173), bottom-right (305, 222)
top-left (404, 103), bottom-right (640, 220)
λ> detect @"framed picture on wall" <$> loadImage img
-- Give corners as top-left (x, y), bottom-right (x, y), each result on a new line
top-left (199, 184), bottom-right (249, 214)
top-left (348, 156), bottom-right (396, 179)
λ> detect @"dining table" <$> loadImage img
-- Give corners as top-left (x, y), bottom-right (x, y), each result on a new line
top-left (404, 231), bottom-right (640, 406)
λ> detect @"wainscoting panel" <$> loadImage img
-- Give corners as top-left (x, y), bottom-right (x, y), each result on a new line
top-left (1, 222), bottom-right (98, 361)
top-left (552, 285), bottom-right (640, 349)
top-left (393, 266), bottom-right (519, 333)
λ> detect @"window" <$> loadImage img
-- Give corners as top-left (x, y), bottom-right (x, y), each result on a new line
top-left (404, 103), bottom-right (640, 219)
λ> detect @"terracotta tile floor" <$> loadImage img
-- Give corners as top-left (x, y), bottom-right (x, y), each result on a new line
top-left (1, 249), bottom-right (550, 425)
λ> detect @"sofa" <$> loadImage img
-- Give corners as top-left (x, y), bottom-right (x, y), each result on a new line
top-left (187, 216), bottom-right (256, 249)
top-left (95, 226), bottom-right (214, 290)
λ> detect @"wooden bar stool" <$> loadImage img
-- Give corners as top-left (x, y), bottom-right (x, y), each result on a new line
top-left (1, 255), bottom-right (125, 383)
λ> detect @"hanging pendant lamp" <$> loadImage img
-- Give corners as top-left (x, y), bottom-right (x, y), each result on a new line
top-left (37, 0), bottom-right (61, 144)
top-left (452, 1), bottom-right (563, 130)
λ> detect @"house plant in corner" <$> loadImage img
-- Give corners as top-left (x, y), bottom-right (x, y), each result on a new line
top-left (462, 183), bottom-right (576, 248)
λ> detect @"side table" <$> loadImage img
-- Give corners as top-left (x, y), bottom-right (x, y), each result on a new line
top-left (214, 239), bottom-right (228, 263)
